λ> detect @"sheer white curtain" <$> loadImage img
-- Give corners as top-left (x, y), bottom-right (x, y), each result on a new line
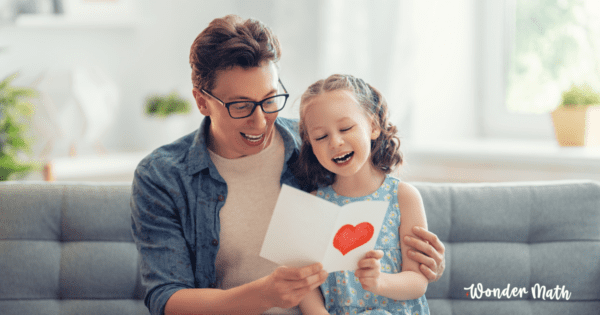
top-left (271, 0), bottom-right (415, 137)
top-left (320, 0), bottom-right (415, 137)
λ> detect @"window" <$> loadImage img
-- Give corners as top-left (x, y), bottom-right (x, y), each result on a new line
top-left (480, 0), bottom-right (600, 139)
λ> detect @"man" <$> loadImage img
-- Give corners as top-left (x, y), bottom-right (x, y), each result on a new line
top-left (131, 14), bottom-right (445, 315)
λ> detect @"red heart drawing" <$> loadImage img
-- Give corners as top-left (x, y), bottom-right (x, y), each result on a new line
top-left (333, 222), bottom-right (374, 256)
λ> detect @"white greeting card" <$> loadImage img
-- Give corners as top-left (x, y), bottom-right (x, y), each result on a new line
top-left (260, 184), bottom-right (388, 273)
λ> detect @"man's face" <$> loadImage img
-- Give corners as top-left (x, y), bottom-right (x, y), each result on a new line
top-left (194, 62), bottom-right (280, 159)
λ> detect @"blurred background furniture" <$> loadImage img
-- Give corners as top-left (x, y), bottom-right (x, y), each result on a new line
top-left (40, 151), bottom-right (149, 182)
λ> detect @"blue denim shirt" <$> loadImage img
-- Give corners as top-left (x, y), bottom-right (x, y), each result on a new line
top-left (131, 116), bottom-right (301, 315)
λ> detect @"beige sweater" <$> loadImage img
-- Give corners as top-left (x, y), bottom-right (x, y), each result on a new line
top-left (210, 130), bottom-right (300, 314)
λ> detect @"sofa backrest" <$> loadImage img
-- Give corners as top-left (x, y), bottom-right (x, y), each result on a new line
top-left (0, 182), bottom-right (148, 315)
top-left (2, 180), bottom-right (600, 315)
top-left (415, 180), bottom-right (600, 314)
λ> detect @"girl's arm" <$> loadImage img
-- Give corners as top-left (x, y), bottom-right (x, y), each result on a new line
top-left (298, 287), bottom-right (330, 315)
top-left (355, 182), bottom-right (429, 300)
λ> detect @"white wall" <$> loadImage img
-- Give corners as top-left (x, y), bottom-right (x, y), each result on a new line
top-left (410, 0), bottom-right (478, 143)
top-left (1, 0), bottom-right (480, 159)
top-left (0, 0), bottom-right (324, 156)
top-left (2, 1), bottom-right (216, 153)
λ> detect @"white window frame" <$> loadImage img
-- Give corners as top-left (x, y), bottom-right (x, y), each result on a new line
top-left (479, 0), bottom-right (555, 140)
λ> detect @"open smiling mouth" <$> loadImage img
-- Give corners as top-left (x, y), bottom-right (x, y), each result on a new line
top-left (241, 132), bottom-right (264, 143)
top-left (332, 152), bottom-right (354, 164)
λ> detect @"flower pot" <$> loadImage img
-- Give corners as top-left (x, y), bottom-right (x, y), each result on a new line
top-left (144, 115), bottom-right (189, 149)
top-left (551, 106), bottom-right (600, 147)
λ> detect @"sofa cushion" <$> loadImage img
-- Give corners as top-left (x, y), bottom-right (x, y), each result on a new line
top-left (416, 180), bottom-right (600, 314)
top-left (0, 182), bottom-right (147, 315)
top-left (1, 180), bottom-right (599, 315)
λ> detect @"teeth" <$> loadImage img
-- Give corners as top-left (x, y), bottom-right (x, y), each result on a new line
top-left (242, 133), bottom-right (264, 142)
top-left (333, 152), bottom-right (353, 163)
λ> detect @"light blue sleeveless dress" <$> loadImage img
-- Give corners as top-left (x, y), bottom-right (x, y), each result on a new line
top-left (315, 175), bottom-right (429, 315)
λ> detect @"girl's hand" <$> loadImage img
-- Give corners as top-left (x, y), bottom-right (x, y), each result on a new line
top-left (355, 250), bottom-right (384, 292)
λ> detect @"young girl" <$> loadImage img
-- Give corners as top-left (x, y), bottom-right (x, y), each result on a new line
top-left (294, 74), bottom-right (430, 315)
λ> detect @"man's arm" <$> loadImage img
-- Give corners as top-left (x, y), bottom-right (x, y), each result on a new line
top-left (131, 164), bottom-right (198, 315)
top-left (132, 164), bottom-right (327, 315)
top-left (165, 264), bottom-right (328, 315)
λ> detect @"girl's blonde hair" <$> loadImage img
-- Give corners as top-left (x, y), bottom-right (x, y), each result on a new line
top-left (293, 74), bottom-right (403, 190)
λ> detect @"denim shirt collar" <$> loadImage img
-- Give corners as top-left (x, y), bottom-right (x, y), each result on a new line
top-left (184, 116), bottom-right (300, 181)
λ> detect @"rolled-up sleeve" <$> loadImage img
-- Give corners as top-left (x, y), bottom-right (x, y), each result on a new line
top-left (131, 163), bottom-right (195, 315)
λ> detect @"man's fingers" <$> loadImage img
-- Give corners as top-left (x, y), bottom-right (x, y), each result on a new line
top-left (404, 235), bottom-right (440, 261)
top-left (264, 265), bottom-right (328, 309)
top-left (408, 249), bottom-right (440, 282)
top-left (291, 279), bottom-right (324, 300)
top-left (291, 269), bottom-right (328, 292)
top-left (291, 271), bottom-right (318, 289)
top-left (302, 262), bottom-right (324, 278)
top-left (408, 249), bottom-right (437, 269)
top-left (291, 269), bottom-right (328, 290)
top-left (412, 226), bottom-right (445, 253)
top-left (309, 270), bottom-right (328, 290)
top-left (401, 226), bottom-right (446, 283)
top-left (420, 264), bottom-right (438, 282)
top-left (280, 263), bottom-right (323, 281)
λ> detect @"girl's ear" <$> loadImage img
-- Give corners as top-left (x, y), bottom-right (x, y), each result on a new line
top-left (371, 127), bottom-right (381, 140)
top-left (370, 118), bottom-right (381, 140)
top-left (193, 89), bottom-right (211, 116)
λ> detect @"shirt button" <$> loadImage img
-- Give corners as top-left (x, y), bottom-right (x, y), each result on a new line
top-left (211, 239), bottom-right (219, 246)
top-left (217, 195), bottom-right (224, 202)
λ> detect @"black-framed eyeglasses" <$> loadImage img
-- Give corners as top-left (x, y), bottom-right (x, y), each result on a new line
top-left (201, 79), bottom-right (289, 119)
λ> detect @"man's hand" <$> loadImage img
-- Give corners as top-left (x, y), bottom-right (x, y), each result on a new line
top-left (259, 263), bottom-right (328, 309)
top-left (403, 226), bottom-right (445, 282)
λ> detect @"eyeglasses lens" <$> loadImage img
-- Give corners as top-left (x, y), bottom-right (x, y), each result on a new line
top-left (229, 95), bottom-right (287, 118)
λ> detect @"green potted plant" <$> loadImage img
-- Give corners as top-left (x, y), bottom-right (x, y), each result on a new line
top-left (145, 91), bottom-right (191, 118)
top-left (0, 74), bottom-right (39, 181)
top-left (144, 91), bottom-right (192, 147)
top-left (551, 83), bottom-right (600, 147)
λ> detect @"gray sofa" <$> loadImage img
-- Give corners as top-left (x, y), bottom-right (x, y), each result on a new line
top-left (1, 180), bottom-right (599, 315)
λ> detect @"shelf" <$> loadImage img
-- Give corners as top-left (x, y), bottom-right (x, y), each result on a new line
top-left (405, 138), bottom-right (600, 168)
top-left (43, 151), bottom-right (150, 182)
top-left (14, 14), bottom-right (138, 29)
top-left (401, 138), bottom-right (600, 183)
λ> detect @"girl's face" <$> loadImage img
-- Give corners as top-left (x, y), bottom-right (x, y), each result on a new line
top-left (303, 90), bottom-right (381, 178)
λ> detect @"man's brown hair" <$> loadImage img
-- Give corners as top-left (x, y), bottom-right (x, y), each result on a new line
top-left (189, 15), bottom-right (282, 91)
